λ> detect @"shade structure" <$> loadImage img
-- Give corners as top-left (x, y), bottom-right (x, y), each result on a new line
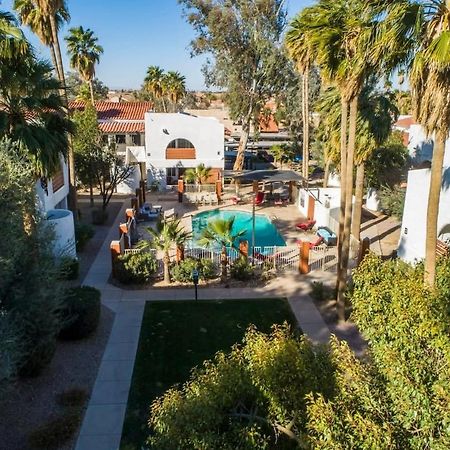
top-left (231, 169), bottom-right (304, 183)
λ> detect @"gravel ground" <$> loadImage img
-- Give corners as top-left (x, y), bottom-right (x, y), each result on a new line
top-left (0, 305), bottom-right (114, 450)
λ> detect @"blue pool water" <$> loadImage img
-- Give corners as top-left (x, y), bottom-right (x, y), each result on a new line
top-left (192, 210), bottom-right (286, 248)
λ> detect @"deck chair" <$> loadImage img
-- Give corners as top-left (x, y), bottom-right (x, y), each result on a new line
top-left (296, 219), bottom-right (316, 231)
top-left (254, 191), bottom-right (265, 205)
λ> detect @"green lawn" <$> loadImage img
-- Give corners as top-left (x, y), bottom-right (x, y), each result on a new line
top-left (120, 298), bottom-right (298, 450)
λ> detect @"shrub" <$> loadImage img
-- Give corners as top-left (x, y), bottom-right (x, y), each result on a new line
top-left (310, 281), bottom-right (335, 302)
top-left (171, 257), bottom-right (218, 283)
top-left (19, 337), bottom-right (57, 378)
top-left (57, 387), bottom-right (88, 408)
top-left (59, 286), bottom-right (101, 340)
top-left (75, 222), bottom-right (94, 251)
top-left (378, 186), bottom-right (406, 219)
top-left (230, 258), bottom-right (254, 281)
top-left (116, 252), bottom-right (158, 285)
top-left (58, 257), bottom-right (79, 280)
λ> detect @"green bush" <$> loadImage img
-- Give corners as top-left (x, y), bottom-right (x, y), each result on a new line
top-left (58, 257), bottom-right (79, 280)
top-left (170, 257), bottom-right (217, 283)
top-left (59, 286), bottom-right (101, 340)
top-left (116, 252), bottom-right (158, 285)
top-left (230, 258), bottom-right (254, 281)
top-left (310, 281), bottom-right (335, 302)
top-left (19, 338), bottom-right (57, 378)
top-left (75, 222), bottom-right (94, 251)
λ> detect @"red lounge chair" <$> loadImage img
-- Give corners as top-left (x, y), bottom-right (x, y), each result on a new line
top-left (254, 191), bottom-right (265, 205)
top-left (296, 219), bottom-right (316, 231)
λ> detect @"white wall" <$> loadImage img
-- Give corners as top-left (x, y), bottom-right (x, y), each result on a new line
top-left (116, 165), bottom-right (141, 195)
top-left (36, 159), bottom-right (69, 212)
top-left (46, 209), bottom-right (76, 258)
top-left (297, 187), bottom-right (341, 229)
top-left (398, 166), bottom-right (450, 263)
top-left (145, 112), bottom-right (224, 188)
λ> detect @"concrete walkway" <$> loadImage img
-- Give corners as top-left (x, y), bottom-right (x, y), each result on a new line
top-left (75, 200), bottom-right (332, 450)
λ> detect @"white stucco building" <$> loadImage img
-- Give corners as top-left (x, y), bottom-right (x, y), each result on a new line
top-left (143, 112), bottom-right (225, 189)
top-left (398, 126), bottom-right (450, 263)
top-left (35, 157), bottom-right (76, 258)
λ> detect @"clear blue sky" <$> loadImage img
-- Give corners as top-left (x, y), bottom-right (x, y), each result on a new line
top-left (1, 0), bottom-right (313, 90)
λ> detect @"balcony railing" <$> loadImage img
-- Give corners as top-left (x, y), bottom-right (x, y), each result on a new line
top-left (166, 147), bottom-right (196, 160)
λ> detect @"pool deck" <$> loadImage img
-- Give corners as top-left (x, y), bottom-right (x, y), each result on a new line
top-left (140, 189), bottom-right (309, 248)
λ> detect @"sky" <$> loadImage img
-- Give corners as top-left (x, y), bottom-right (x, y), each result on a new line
top-left (1, 0), bottom-right (313, 91)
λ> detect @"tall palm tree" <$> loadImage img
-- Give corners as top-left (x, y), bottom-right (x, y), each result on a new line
top-left (184, 163), bottom-right (212, 185)
top-left (0, 56), bottom-right (73, 177)
top-left (198, 217), bottom-right (245, 282)
top-left (408, 1), bottom-right (450, 286)
top-left (144, 65), bottom-right (166, 111)
top-left (297, 0), bottom-right (377, 320)
top-left (141, 219), bottom-right (191, 284)
top-left (14, 0), bottom-right (78, 214)
top-left (163, 71), bottom-right (186, 111)
top-left (65, 26), bottom-right (103, 104)
top-left (0, 10), bottom-right (29, 59)
top-left (14, 0), bottom-right (69, 80)
top-left (286, 12), bottom-right (315, 180)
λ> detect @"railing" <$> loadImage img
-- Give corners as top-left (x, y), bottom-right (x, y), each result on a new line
top-left (185, 184), bottom-right (217, 193)
top-left (309, 246), bottom-right (338, 272)
top-left (185, 244), bottom-right (240, 266)
top-left (166, 148), bottom-right (196, 160)
top-left (124, 248), bottom-right (157, 258)
top-left (252, 246), bottom-right (299, 271)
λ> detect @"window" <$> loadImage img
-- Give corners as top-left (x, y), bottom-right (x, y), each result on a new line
top-left (166, 138), bottom-right (195, 149)
top-left (115, 134), bottom-right (126, 144)
top-left (102, 135), bottom-right (109, 144)
top-left (131, 134), bottom-right (140, 145)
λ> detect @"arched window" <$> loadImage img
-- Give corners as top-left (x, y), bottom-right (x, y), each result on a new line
top-left (166, 139), bottom-right (196, 159)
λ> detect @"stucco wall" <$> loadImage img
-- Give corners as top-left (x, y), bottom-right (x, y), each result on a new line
top-left (297, 188), bottom-right (341, 229)
top-left (398, 166), bottom-right (450, 263)
top-left (144, 112), bottom-right (224, 188)
top-left (36, 158), bottom-right (69, 212)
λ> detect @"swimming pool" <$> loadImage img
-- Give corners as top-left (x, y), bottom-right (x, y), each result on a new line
top-left (191, 209), bottom-right (286, 248)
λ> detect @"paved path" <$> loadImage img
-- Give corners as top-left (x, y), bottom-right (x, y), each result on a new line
top-left (74, 200), bottom-right (333, 450)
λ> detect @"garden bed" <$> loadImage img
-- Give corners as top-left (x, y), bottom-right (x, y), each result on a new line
top-left (120, 298), bottom-right (298, 450)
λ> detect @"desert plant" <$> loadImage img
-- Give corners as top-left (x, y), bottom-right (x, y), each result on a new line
top-left (230, 258), bottom-right (255, 281)
top-left (170, 257), bottom-right (217, 283)
top-left (75, 222), bottom-right (94, 251)
top-left (115, 251), bottom-right (158, 285)
top-left (59, 286), bottom-right (101, 340)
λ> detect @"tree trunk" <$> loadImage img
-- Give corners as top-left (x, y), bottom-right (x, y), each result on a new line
top-left (336, 95), bottom-right (358, 322)
top-left (302, 66), bottom-right (310, 180)
top-left (50, 44), bottom-right (60, 80)
top-left (89, 79), bottom-right (95, 105)
top-left (337, 98), bottom-right (349, 267)
top-left (323, 157), bottom-right (331, 188)
top-left (49, 14), bottom-right (78, 216)
top-left (233, 121), bottom-right (250, 171)
top-left (351, 162), bottom-right (365, 242)
top-left (424, 130), bottom-right (446, 286)
top-left (220, 246), bottom-right (228, 283)
top-left (163, 252), bottom-right (171, 284)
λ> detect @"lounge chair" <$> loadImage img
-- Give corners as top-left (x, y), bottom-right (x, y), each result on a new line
top-left (296, 219), bottom-right (316, 231)
top-left (163, 208), bottom-right (176, 220)
top-left (254, 191), bottom-right (265, 205)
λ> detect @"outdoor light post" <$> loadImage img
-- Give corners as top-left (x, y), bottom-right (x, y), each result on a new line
top-left (192, 269), bottom-right (199, 301)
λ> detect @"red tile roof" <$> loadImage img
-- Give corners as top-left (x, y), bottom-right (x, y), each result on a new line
top-left (394, 115), bottom-right (415, 130)
top-left (69, 101), bottom-right (153, 120)
top-left (99, 122), bottom-right (145, 133)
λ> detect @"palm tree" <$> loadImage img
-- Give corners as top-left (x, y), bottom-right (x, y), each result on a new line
top-left (0, 56), bottom-right (73, 177)
top-left (14, 0), bottom-right (78, 214)
top-left (286, 12), bottom-right (315, 180)
top-left (144, 65), bottom-right (166, 111)
top-left (0, 10), bottom-right (29, 59)
top-left (65, 26), bottom-right (103, 105)
top-left (163, 71), bottom-right (186, 112)
top-left (14, 0), bottom-right (69, 80)
top-left (408, 1), bottom-right (450, 286)
top-left (184, 163), bottom-right (212, 186)
top-left (141, 219), bottom-right (191, 284)
top-left (198, 217), bottom-right (245, 282)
